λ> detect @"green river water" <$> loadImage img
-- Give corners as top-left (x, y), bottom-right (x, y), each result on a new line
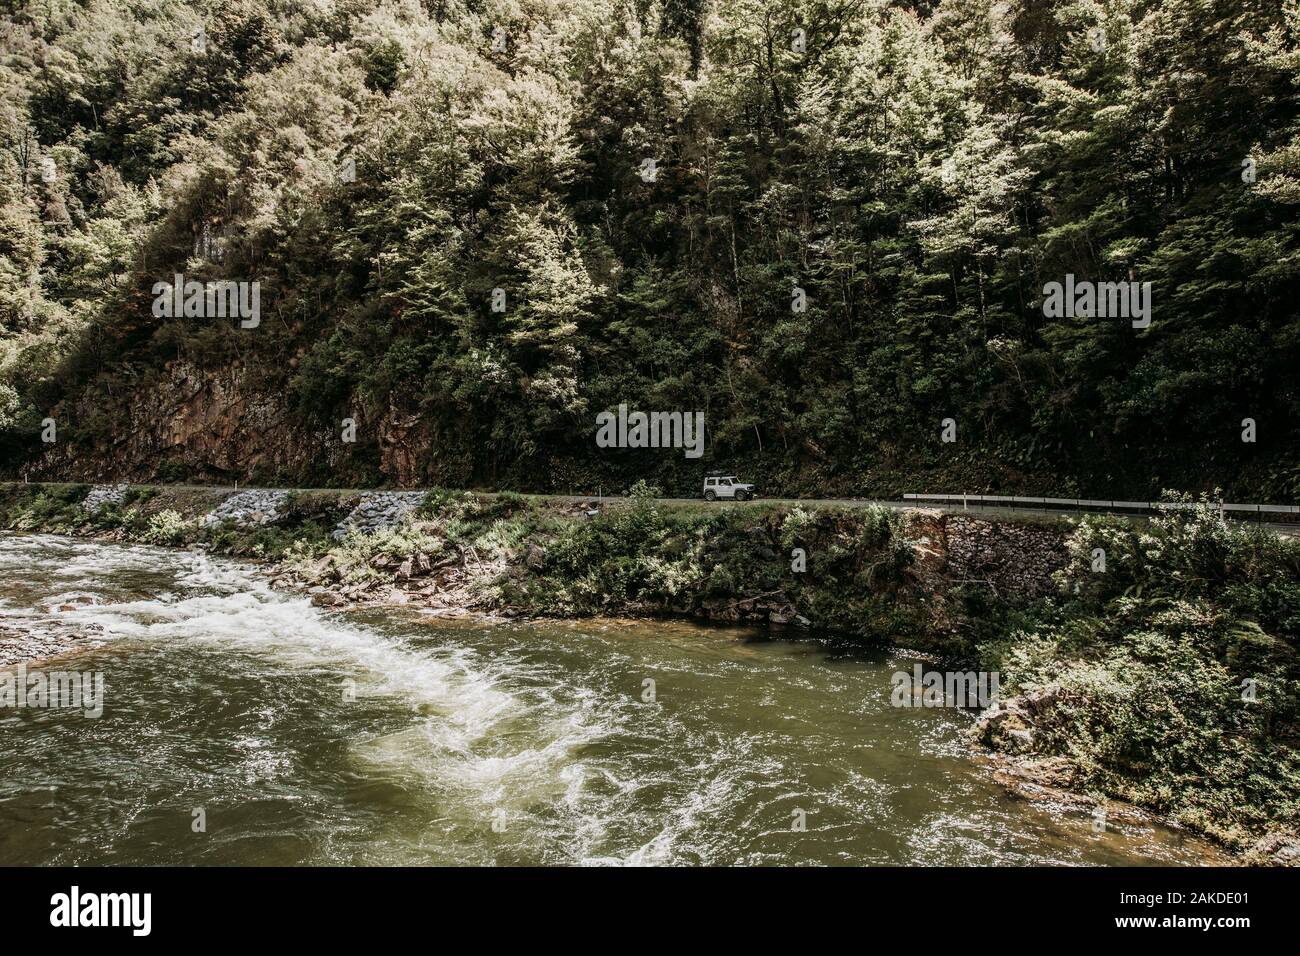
top-left (0, 532), bottom-right (1224, 866)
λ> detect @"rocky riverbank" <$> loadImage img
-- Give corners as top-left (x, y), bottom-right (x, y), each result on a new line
top-left (975, 688), bottom-right (1300, 867)
top-left (1, 481), bottom-right (1297, 863)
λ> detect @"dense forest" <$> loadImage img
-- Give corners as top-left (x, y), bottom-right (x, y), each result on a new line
top-left (1, 0), bottom-right (1298, 498)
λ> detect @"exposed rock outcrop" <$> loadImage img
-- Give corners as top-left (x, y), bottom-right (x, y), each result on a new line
top-left (972, 684), bottom-right (1066, 755)
top-left (1247, 833), bottom-right (1300, 867)
top-left (22, 362), bottom-right (356, 485)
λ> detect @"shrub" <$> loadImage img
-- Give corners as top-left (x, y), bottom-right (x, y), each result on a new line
top-left (141, 509), bottom-right (192, 546)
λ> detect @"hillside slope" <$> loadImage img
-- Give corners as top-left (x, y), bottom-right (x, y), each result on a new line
top-left (2, 0), bottom-right (1299, 497)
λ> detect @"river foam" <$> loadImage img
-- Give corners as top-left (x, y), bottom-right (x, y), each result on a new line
top-left (0, 533), bottom-right (629, 862)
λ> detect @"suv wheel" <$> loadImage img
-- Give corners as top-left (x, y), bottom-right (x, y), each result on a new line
top-left (735, 490), bottom-right (749, 501)
top-left (704, 490), bottom-right (716, 501)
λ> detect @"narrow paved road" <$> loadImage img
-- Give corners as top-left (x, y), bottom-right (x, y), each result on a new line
top-left (10, 481), bottom-right (1297, 535)
top-left (558, 493), bottom-right (1300, 535)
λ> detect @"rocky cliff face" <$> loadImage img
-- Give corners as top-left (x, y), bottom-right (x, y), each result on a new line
top-left (23, 362), bottom-right (362, 485)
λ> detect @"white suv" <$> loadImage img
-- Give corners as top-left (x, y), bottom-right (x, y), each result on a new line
top-left (703, 475), bottom-right (755, 501)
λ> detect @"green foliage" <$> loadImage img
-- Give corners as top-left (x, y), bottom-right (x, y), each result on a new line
top-left (0, 0), bottom-right (1295, 498)
top-left (313, 524), bottom-right (445, 585)
top-left (984, 503), bottom-right (1300, 848)
top-left (140, 509), bottom-right (193, 545)
top-left (155, 459), bottom-right (191, 483)
top-left (523, 497), bottom-right (920, 636)
top-left (0, 482), bottom-right (89, 531)
top-left (0, 384), bottom-right (22, 432)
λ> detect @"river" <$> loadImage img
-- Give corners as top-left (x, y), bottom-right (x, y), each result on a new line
top-left (0, 532), bottom-right (1224, 865)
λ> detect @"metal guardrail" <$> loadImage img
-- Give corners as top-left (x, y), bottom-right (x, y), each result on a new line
top-left (902, 493), bottom-right (1300, 515)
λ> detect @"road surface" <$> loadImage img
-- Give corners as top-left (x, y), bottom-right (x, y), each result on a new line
top-left (8, 481), bottom-right (1296, 535)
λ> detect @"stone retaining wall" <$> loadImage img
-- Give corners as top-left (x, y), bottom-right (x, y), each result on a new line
top-left (942, 514), bottom-right (1070, 600)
